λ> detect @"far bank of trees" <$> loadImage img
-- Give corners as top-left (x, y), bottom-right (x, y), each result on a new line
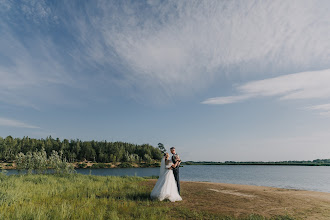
top-left (0, 136), bottom-right (163, 163)
top-left (183, 159), bottom-right (330, 166)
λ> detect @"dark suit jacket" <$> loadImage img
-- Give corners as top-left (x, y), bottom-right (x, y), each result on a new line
top-left (171, 154), bottom-right (180, 172)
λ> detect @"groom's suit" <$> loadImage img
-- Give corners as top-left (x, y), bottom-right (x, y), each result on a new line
top-left (171, 153), bottom-right (180, 195)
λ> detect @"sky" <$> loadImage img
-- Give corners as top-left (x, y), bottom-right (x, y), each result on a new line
top-left (1, 0), bottom-right (330, 161)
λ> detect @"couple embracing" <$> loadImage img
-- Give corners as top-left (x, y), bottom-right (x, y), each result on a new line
top-left (150, 147), bottom-right (182, 202)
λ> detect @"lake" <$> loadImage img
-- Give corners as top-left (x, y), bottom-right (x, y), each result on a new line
top-left (5, 165), bottom-right (330, 193)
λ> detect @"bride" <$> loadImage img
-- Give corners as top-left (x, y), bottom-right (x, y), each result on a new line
top-left (150, 153), bottom-right (182, 202)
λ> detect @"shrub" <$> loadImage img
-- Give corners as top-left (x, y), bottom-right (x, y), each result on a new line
top-left (118, 162), bottom-right (133, 168)
top-left (140, 162), bottom-right (160, 168)
top-left (15, 148), bottom-right (75, 175)
top-left (77, 163), bottom-right (87, 168)
top-left (91, 163), bottom-right (108, 169)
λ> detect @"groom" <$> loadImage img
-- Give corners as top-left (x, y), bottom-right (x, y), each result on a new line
top-left (170, 147), bottom-right (181, 195)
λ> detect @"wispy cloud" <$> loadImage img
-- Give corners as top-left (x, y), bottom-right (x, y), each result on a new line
top-left (0, 117), bottom-right (39, 129)
top-left (2, 0), bottom-right (330, 106)
top-left (201, 94), bottom-right (254, 105)
top-left (305, 103), bottom-right (330, 117)
top-left (0, 0), bottom-right (84, 109)
top-left (202, 69), bottom-right (330, 105)
top-left (305, 104), bottom-right (330, 111)
top-left (61, 0), bottom-right (330, 101)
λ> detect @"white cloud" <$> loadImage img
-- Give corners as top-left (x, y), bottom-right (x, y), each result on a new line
top-left (91, 0), bottom-right (330, 97)
top-left (20, 0), bottom-right (51, 22)
top-left (0, 117), bottom-right (39, 129)
top-left (0, 31), bottom-right (75, 109)
top-left (2, 0), bottom-right (330, 106)
top-left (319, 111), bottom-right (330, 117)
top-left (306, 103), bottom-right (330, 111)
top-left (45, 0), bottom-right (330, 102)
top-left (201, 94), bottom-right (254, 105)
top-left (202, 68), bottom-right (330, 105)
top-left (0, 3), bottom-right (78, 109)
top-left (305, 103), bottom-right (330, 117)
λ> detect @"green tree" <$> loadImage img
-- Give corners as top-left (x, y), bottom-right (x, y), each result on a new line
top-left (2, 135), bottom-right (162, 164)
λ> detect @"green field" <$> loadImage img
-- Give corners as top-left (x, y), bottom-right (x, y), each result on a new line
top-left (0, 173), bottom-right (293, 220)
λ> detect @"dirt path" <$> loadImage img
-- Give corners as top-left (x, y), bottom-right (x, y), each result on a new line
top-left (142, 180), bottom-right (330, 219)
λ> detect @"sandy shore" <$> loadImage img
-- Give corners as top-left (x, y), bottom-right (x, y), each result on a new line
top-left (143, 180), bottom-right (330, 219)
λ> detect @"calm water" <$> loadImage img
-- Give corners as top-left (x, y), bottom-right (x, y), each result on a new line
top-left (5, 165), bottom-right (330, 193)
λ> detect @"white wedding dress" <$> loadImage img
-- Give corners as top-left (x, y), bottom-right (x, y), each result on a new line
top-left (150, 157), bottom-right (182, 202)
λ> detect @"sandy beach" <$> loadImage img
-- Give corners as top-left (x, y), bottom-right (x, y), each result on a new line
top-left (143, 180), bottom-right (330, 219)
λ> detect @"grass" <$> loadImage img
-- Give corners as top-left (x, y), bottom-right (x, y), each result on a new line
top-left (0, 173), bottom-right (294, 220)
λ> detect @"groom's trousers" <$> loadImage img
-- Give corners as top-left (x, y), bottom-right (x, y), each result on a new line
top-left (173, 168), bottom-right (180, 195)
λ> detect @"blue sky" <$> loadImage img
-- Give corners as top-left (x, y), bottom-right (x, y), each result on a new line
top-left (1, 0), bottom-right (330, 161)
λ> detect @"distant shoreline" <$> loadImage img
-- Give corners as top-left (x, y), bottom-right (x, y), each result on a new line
top-left (182, 161), bottom-right (330, 166)
top-left (2, 161), bottom-right (330, 170)
top-left (0, 161), bottom-right (160, 170)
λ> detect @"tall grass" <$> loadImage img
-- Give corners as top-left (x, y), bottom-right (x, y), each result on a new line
top-left (0, 174), bottom-right (294, 220)
top-left (0, 174), bottom-right (169, 220)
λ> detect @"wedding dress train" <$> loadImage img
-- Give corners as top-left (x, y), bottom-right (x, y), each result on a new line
top-left (150, 157), bottom-right (182, 202)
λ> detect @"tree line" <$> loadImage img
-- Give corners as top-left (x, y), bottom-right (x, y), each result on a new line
top-left (183, 159), bottom-right (330, 166)
top-left (0, 136), bottom-right (163, 163)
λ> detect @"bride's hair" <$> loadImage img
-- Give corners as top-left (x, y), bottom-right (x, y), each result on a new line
top-left (164, 153), bottom-right (169, 160)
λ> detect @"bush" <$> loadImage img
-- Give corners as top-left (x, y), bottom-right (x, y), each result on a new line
top-left (118, 162), bottom-right (133, 168)
top-left (140, 162), bottom-right (160, 168)
top-left (77, 163), bottom-right (87, 168)
top-left (91, 163), bottom-right (108, 169)
top-left (15, 148), bottom-right (75, 175)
